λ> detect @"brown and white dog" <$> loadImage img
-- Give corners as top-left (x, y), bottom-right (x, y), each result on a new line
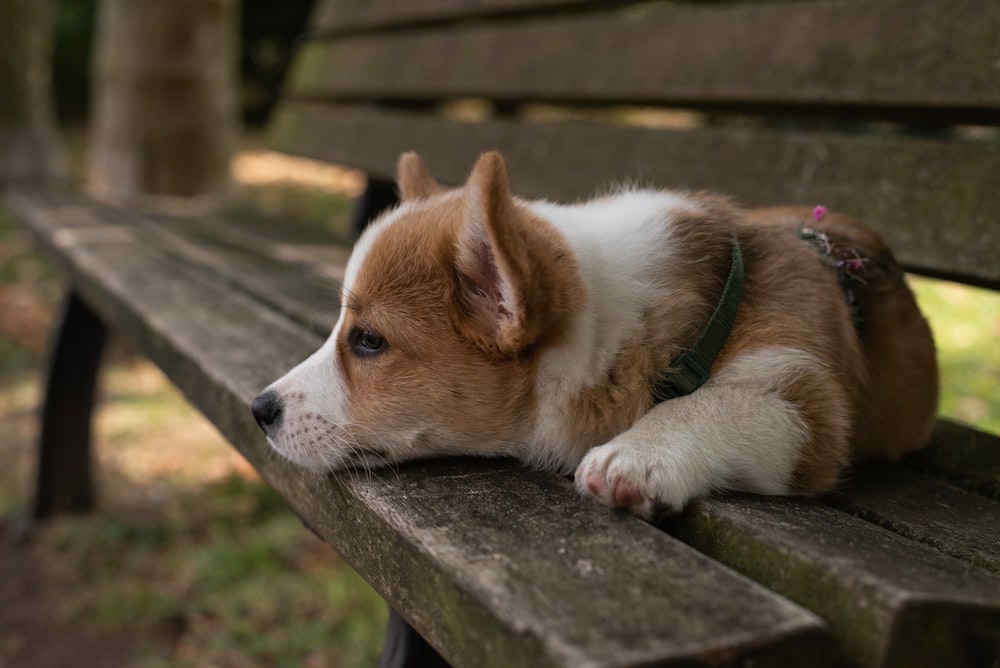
top-left (251, 151), bottom-right (938, 519)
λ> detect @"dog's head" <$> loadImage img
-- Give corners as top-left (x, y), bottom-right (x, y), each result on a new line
top-left (251, 152), bottom-right (583, 471)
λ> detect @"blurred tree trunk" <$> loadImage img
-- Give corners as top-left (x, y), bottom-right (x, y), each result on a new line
top-left (0, 0), bottom-right (67, 187)
top-left (87, 0), bottom-right (237, 204)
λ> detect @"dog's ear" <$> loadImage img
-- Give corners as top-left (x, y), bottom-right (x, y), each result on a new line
top-left (452, 151), bottom-right (580, 356)
top-left (397, 152), bottom-right (446, 200)
top-left (453, 152), bottom-right (524, 355)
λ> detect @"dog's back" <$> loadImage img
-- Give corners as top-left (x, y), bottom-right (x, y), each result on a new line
top-left (744, 207), bottom-right (938, 465)
top-left (253, 152), bottom-right (939, 518)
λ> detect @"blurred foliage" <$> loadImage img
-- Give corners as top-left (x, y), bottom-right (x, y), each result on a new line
top-left (52, 0), bottom-right (96, 122)
top-left (0, 207), bottom-right (60, 377)
top-left (911, 277), bottom-right (1000, 433)
top-left (239, 0), bottom-right (316, 126)
top-left (44, 474), bottom-right (386, 668)
top-left (51, 0), bottom-right (316, 125)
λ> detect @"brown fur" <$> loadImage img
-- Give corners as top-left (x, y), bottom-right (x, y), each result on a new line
top-left (744, 208), bottom-right (939, 469)
top-left (552, 195), bottom-right (742, 452)
top-left (334, 154), bottom-right (585, 458)
top-left (451, 152), bottom-right (583, 356)
top-left (331, 153), bottom-right (938, 495)
top-left (501, 194), bottom-right (934, 493)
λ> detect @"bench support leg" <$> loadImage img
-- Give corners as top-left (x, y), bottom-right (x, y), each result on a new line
top-left (32, 291), bottom-right (107, 519)
top-left (351, 177), bottom-right (399, 237)
top-left (378, 608), bottom-right (451, 668)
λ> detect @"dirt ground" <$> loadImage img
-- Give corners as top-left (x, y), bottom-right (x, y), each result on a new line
top-left (0, 219), bottom-right (149, 666)
top-left (0, 525), bottom-right (149, 668)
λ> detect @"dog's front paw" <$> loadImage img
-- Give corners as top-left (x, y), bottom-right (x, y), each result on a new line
top-left (574, 443), bottom-right (689, 520)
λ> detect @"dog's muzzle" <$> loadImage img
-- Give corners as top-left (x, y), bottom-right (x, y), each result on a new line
top-left (251, 389), bottom-right (284, 434)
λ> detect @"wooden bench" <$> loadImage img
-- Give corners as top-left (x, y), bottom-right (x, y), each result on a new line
top-left (5, 0), bottom-right (1000, 665)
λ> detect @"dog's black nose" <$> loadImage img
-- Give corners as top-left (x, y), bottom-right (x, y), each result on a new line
top-left (251, 390), bottom-right (283, 431)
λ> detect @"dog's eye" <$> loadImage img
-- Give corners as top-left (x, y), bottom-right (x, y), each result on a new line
top-left (348, 326), bottom-right (388, 357)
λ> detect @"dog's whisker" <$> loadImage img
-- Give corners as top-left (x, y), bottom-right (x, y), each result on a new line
top-left (304, 421), bottom-right (393, 485)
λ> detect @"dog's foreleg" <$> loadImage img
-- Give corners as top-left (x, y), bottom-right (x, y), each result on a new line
top-left (575, 384), bottom-right (806, 518)
top-left (574, 347), bottom-right (829, 519)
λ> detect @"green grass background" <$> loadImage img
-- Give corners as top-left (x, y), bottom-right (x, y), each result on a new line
top-left (909, 277), bottom-right (1000, 433)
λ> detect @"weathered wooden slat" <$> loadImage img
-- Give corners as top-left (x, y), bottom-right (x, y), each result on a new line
top-left (9, 193), bottom-right (347, 338)
top-left (136, 211), bottom-right (349, 336)
top-left (293, 0), bottom-right (1000, 118)
top-left (670, 495), bottom-right (1000, 667)
top-left (826, 464), bottom-right (1000, 573)
top-left (269, 103), bottom-right (1000, 289)
top-left (322, 460), bottom-right (837, 668)
top-left (4, 188), bottom-right (836, 667)
top-left (907, 419), bottom-right (1000, 499)
top-left (311, 0), bottom-right (613, 34)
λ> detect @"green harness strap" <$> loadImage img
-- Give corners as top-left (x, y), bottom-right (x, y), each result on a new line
top-left (653, 241), bottom-right (744, 401)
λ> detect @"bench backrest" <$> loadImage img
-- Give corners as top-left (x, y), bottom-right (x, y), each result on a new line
top-left (269, 0), bottom-right (1000, 290)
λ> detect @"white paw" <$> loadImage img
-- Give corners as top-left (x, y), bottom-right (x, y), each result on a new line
top-left (574, 442), bottom-right (691, 520)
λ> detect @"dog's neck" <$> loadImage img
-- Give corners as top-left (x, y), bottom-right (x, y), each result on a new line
top-left (525, 190), bottom-right (723, 471)
top-left (653, 239), bottom-right (744, 401)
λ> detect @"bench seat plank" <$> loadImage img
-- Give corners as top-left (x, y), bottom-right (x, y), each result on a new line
top-left (297, 0), bottom-right (1000, 119)
top-left (670, 495), bottom-right (1000, 667)
top-left (270, 103), bottom-right (1000, 288)
top-left (311, 459), bottom-right (836, 668)
top-left (0, 189), bottom-right (319, 438)
top-left (137, 210), bottom-right (349, 335)
top-left (827, 464), bottom-right (1000, 574)
top-left (907, 420), bottom-right (1000, 499)
top-left (3, 188), bottom-right (835, 667)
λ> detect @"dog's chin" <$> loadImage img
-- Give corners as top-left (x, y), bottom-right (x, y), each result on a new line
top-left (266, 436), bottom-right (395, 475)
top-left (342, 447), bottom-right (394, 472)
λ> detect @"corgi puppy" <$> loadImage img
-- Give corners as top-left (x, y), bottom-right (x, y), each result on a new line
top-left (252, 151), bottom-right (938, 519)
